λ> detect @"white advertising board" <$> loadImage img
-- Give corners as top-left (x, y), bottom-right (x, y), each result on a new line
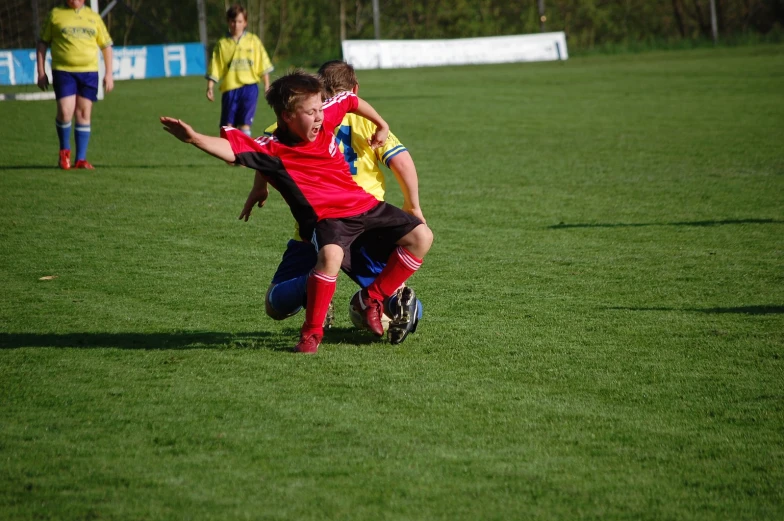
top-left (342, 32), bottom-right (568, 70)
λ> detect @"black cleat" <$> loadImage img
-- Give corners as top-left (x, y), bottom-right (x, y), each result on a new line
top-left (386, 286), bottom-right (420, 345)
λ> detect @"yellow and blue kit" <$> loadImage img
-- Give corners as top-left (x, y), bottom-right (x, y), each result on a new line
top-left (207, 32), bottom-right (274, 92)
top-left (40, 6), bottom-right (112, 72)
top-left (333, 113), bottom-right (407, 201)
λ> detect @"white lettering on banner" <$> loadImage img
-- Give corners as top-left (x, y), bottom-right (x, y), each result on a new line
top-left (113, 47), bottom-right (147, 80)
top-left (0, 52), bottom-right (16, 85)
top-left (164, 45), bottom-right (186, 77)
top-left (343, 32), bottom-right (568, 70)
top-left (0, 43), bottom-right (205, 86)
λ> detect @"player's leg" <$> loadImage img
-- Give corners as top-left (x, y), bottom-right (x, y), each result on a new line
top-left (266, 240), bottom-right (317, 320)
top-left (72, 72), bottom-right (99, 169)
top-left (52, 71), bottom-right (77, 170)
top-left (345, 231), bottom-right (423, 344)
top-left (297, 244), bottom-right (343, 353)
top-left (73, 97), bottom-right (93, 168)
top-left (236, 84), bottom-right (258, 137)
top-left (362, 223), bottom-right (432, 336)
top-left (348, 203), bottom-right (429, 337)
top-left (220, 89), bottom-right (239, 129)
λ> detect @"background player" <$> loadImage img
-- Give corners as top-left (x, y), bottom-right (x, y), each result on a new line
top-left (36, 0), bottom-right (114, 170)
top-left (161, 70), bottom-right (433, 354)
top-left (239, 60), bottom-right (425, 344)
top-left (206, 3), bottom-right (274, 137)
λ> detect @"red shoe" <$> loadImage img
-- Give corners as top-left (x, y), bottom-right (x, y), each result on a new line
top-left (295, 332), bottom-right (322, 354)
top-left (74, 159), bottom-right (94, 170)
top-left (358, 289), bottom-right (384, 337)
top-left (58, 149), bottom-right (71, 170)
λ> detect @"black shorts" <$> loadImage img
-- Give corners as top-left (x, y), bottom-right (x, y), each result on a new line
top-left (314, 202), bottom-right (422, 272)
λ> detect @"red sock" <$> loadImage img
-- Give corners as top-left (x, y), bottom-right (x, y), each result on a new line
top-left (303, 271), bottom-right (337, 336)
top-left (366, 246), bottom-right (422, 301)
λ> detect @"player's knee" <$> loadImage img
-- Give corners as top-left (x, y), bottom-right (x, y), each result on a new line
top-left (419, 224), bottom-right (434, 251)
top-left (316, 244), bottom-right (343, 275)
top-left (403, 224), bottom-right (433, 258)
top-left (264, 296), bottom-right (284, 320)
top-left (265, 285), bottom-right (300, 320)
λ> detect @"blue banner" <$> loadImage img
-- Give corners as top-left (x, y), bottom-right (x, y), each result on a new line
top-left (0, 42), bottom-right (206, 86)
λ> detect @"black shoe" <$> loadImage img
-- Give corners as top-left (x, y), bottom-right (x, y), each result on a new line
top-left (387, 286), bottom-right (419, 345)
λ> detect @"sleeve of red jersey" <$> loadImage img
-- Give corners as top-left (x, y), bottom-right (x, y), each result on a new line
top-left (221, 126), bottom-right (260, 155)
top-left (220, 126), bottom-right (282, 172)
top-left (322, 92), bottom-right (359, 134)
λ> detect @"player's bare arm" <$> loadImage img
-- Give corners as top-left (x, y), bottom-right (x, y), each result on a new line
top-left (160, 117), bottom-right (236, 163)
top-left (206, 79), bottom-right (215, 102)
top-left (387, 151), bottom-right (425, 223)
top-left (354, 98), bottom-right (389, 149)
top-left (35, 41), bottom-right (49, 91)
top-left (239, 171), bottom-right (269, 221)
top-left (102, 46), bottom-right (114, 93)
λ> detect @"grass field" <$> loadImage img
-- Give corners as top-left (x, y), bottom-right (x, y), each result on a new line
top-left (1, 45), bottom-right (783, 520)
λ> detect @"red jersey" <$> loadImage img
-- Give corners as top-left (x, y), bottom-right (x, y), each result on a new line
top-left (221, 92), bottom-right (379, 240)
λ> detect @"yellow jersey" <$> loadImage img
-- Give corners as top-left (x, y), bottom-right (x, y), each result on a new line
top-left (264, 105), bottom-right (407, 240)
top-left (40, 6), bottom-right (112, 72)
top-left (207, 32), bottom-right (274, 93)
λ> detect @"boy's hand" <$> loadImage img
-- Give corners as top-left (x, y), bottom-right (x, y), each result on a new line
top-left (239, 185), bottom-right (269, 221)
top-left (404, 203), bottom-right (426, 224)
top-left (206, 86), bottom-right (214, 102)
top-left (160, 117), bottom-right (197, 144)
top-left (368, 126), bottom-right (388, 149)
top-left (37, 74), bottom-right (49, 91)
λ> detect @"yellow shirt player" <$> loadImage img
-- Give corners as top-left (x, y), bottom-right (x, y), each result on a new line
top-left (240, 60), bottom-right (425, 345)
top-left (36, 0), bottom-right (114, 170)
top-left (206, 4), bottom-right (274, 137)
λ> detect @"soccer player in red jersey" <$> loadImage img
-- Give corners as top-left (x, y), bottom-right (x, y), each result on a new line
top-left (160, 70), bottom-right (433, 354)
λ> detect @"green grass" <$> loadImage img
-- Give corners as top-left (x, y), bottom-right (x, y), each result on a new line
top-left (1, 45), bottom-right (783, 520)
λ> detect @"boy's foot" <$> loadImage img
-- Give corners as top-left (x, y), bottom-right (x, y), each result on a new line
top-left (358, 289), bottom-right (384, 337)
top-left (58, 149), bottom-right (71, 170)
top-left (387, 287), bottom-right (421, 345)
top-left (323, 300), bottom-right (335, 329)
top-left (295, 333), bottom-right (322, 354)
top-left (74, 160), bottom-right (94, 170)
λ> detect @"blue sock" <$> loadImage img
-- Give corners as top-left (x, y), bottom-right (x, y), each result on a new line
top-left (56, 119), bottom-right (71, 150)
top-left (74, 124), bottom-right (91, 161)
top-left (268, 274), bottom-right (310, 316)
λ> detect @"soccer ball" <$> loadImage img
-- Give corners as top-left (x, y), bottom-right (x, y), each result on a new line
top-left (348, 290), bottom-right (391, 332)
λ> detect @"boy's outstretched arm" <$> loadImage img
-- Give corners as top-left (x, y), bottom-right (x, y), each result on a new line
top-left (160, 117), bottom-right (236, 163)
top-left (354, 98), bottom-right (389, 149)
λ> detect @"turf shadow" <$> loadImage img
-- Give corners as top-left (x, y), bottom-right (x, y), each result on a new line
top-left (0, 328), bottom-right (384, 351)
top-left (548, 218), bottom-right (781, 229)
top-left (606, 305), bottom-right (784, 315)
top-left (0, 331), bottom-right (288, 351)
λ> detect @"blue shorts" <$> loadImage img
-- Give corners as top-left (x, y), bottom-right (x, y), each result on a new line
top-left (52, 70), bottom-right (98, 101)
top-left (220, 84), bottom-right (259, 127)
top-left (270, 240), bottom-right (317, 284)
top-left (270, 235), bottom-right (393, 289)
top-left (346, 231), bottom-right (395, 288)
